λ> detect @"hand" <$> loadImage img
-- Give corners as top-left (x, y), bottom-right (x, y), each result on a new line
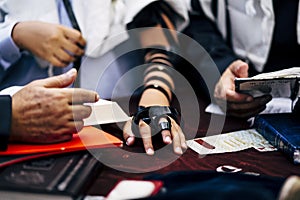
top-left (123, 89), bottom-right (187, 156)
top-left (10, 69), bottom-right (99, 144)
top-left (123, 116), bottom-right (186, 156)
top-left (214, 60), bottom-right (272, 118)
top-left (12, 21), bottom-right (86, 67)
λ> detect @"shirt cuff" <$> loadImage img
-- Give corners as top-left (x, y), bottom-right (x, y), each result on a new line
top-left (0, 95), bottom-right (12, 151)
top-left (0, 23), bottom-right (22, 70)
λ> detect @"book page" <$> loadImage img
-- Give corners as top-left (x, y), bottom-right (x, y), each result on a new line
top-left (251, 67), bottom-right (300, 79)
top-left (235, 67), bottom-right (300, 98)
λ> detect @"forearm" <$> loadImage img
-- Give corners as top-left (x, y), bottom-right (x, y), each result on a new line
top-left (129, 1), bottom-right (180, 107)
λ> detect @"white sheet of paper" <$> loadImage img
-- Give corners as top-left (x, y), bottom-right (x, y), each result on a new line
top-left (84, 99), bottom-right (130, 126)
top-left (205, 97), bottom-right (292, 115)
top-left (187, 129), bottom-right (276, 155)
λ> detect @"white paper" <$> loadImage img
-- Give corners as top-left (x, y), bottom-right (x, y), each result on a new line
top-left (205, 97), bottom-right (292, 115)
top-left (84, 99), bottom-right (130, 126)
top-left (187, 129), bottom-right (276, 155)
top-left (251, 67), bottom-right (300, 79)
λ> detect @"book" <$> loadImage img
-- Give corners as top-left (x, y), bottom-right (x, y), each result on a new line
top-left (83, 99), bottom-right (130, 126)
top-left (253, 113), bottom-right (300, 164)
top-left (0, 151), bottom-right (102, 200)
top-left (0, 126), bottom-right (123, 168)
top-left (235, 67), bottom-right (300, 98)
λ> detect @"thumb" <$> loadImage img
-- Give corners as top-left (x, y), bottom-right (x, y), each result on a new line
top-left (231, 60), bottom-right (249, 78)
top-left (41, 68), bottom-right (77, 88)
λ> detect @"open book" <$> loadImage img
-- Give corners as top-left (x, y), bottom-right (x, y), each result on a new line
top-left (235, 67), bottom-right (300, 98)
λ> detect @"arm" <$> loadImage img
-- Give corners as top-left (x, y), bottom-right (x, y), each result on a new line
top-left (123, 1), bottom-right (186, 155)
top-left (185, 0), bottom-right (238, 73)
top-left (0, 10), bottom-right (85, 69)
top-left (187, 1), bottom-right (271, 118)
top-left (10, 69), bottom-right (99, 143)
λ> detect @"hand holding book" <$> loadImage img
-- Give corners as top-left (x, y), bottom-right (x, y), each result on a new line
top-left (235, 67), bottom-right (300, 99)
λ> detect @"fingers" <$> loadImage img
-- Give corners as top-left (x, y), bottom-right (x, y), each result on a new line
top-left (138, 120), bottom-right (154, 155)
top-left (229, 60), bottom-right (249, 78)
top-left (219, 95), bottom-right (272, 118)
top-left (33, 68), bottom-right (77, 88)
top-left (53, 48), bottom-right (76, 66)
top-left (62, 27), bottom-right (86, 48)
top-left (61, 39), bottom-right (85, 57)
top-left (51, 26), bottom-right (85, 67)
top-left (123, 120), bottom-right (136, 146)
top-left (158, 117), bottom-right (172, 144)
top-left (64, 88), bottom-right (99, 104)
top-left (71, 105), bottom-right (92, 121)
top-left (124, 116), bottom-right (186, 156)
top-left (226, 90), bottom-right (253, 102)
top-left (214, 60), bottom-right (252, 104)
top-left (169, 118), bottom-right (187, 155)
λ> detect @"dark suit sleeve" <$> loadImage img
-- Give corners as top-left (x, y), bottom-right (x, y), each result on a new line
top-left (183, 1), bottom-right (238, 74)
top-left (0, 95), bottom-right (12, 151)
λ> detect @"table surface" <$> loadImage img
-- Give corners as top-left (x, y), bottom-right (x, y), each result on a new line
top-left (87, 92), bottom-right (300, 196)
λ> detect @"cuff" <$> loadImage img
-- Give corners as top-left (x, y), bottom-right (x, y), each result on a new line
top-left (0, 95), bottom-right (12, 151)
top-left (0, 22), bottom-right (22, 70)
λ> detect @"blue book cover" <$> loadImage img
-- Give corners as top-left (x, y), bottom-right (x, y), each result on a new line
top-left (254, 113), bottom-right (300, 164)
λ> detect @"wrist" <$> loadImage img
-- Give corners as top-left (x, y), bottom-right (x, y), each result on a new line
top-left (11, 22), bottom-right (22, 49)
top-left (11, 22), bottom-right (25, 50)
top-left (139, 89), bottom-right (170, 107)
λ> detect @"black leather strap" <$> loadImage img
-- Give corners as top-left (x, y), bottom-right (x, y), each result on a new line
top-left (131, 106), bottom-right (180, 135)
top-left (62, 0), bottom-right (82, 71)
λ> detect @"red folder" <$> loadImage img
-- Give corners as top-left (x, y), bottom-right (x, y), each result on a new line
top-left (0, 126), bottom-right (123, 167)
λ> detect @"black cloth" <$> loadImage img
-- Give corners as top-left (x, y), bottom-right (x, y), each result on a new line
top-left (0, 95), bottom-right (11, 151)
top-left (141, 171), bottom-right (285, 200)
top-left (181, 1), bottom-right (238, 99)
top-left (182, 0), bottom-right (300, 99)
top-left (183, 0), bottom-right (238, 74)
top-left (264, 0), bottom-right (300, 72)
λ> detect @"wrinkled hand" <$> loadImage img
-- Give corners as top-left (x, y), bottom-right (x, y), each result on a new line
top-left (10, 69), bottom-right (99, 144)
top-left (214, 60), bottom-right (272, 118)
top-left (12, 21), bottom-right (86, 67)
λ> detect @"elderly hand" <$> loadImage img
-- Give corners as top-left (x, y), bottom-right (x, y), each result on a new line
top-left (12, 21), bottom-right (86, 67)
top-left (214, 60), bottom-right (272, 118)
top-left (10, 69), bottom-right (99, 143)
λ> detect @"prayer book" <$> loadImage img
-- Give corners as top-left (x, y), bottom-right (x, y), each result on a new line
top-left (235, 67), bottom-right (300, 98)
top-left (254, 113), bottom-right (300, 164)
